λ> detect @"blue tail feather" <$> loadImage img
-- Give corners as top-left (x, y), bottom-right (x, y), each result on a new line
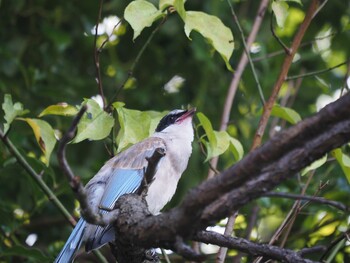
top-left (55, 218), bottom-right (86, 263)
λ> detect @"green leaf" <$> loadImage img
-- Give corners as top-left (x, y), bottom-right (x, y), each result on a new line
top-left (124, 0), bottom-right (164, 40)
top-left (331, 148), bottom-right (350, 184)
top-left (72, 99), bottom-right (114, 143)
top-left (17, 118), bottom-right (56, 165)
top-left (38, 103), bottom-right (78, 117)
top-left (174, 0), bottom-right (186, 20)
top-left (184, 11), bottom-right (234, 71)
top-left (115, 106), bottom-right (166, 152)
top-left (196, 112), bottom-right (217, 145)
top-left (271, 104), bottom-right (301, 124)
top-left (197, 112), bottom-right (243, 162)
top-left (229, 136), bottom-right (244, 161)
top-left (2, 94), bottom-right (29, 133)
top-left (301, 154), bottom-right (327, 176)
top-left (272, 0), bottom-right (289, 28)
top-left (1, 245), bottom-right (49, 261)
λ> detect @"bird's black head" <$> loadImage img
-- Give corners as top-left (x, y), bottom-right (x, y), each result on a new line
top-left (155, 108), bottom-right (195, 132)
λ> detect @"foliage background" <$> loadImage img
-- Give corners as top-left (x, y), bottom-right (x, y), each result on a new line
top-left (0, 0), bottom-right (349, 262)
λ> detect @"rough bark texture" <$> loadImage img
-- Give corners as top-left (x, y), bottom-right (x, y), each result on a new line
top-left (110, 93), bottom-right (350, 262)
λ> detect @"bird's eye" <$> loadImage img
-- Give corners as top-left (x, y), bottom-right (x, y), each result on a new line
top-left (170, 116), bottom-right (176, 123)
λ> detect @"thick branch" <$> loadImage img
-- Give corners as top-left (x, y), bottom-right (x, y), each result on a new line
top-left (112, 93), bottom-right (350, 259)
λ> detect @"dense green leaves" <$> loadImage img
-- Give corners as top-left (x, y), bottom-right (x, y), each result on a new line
top-left (1, 0), bottom-right (350, 262)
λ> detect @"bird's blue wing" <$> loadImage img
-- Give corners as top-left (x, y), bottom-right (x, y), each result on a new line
top-left (100, 168), bottom-right (144, 210)
top-left (85, 168), bottom-right (144, 251)
top-left (54, 218), bottom-right (86, 263)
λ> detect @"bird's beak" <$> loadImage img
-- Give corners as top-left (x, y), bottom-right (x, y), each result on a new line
top-left (177, 108), bottom-right (196, 122)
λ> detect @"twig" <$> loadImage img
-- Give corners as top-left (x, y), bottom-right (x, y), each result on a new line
top-left (98, 19), bottom-right (123, 52)
top-left (215, 211), bottom-right (238, 263)
top-left (228, 0), bottom-right (265, 105)
top-left (252, 32), bottom-right (337, 62)
top-left (264, 192), bottom-right (348, 212)
top-left (93, 0), bottom-right (106, 109)
top-left (194, 231), bottom-right (320, 263)
top-left (107, 15), bottom-right (168, 109)
top-left (312, 0), bottom-right (329, 18)
top-left (286, 61), bottom-right (348, 80)
top-left (251, 0), bottom-right (320, 150)
top-left (57, 105), bottom-right (119, 226)
top-left (270, 13), bottom-right (291, 55)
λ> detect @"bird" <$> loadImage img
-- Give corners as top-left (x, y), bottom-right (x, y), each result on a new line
top-left (55, 108), bottom-right (196, 263)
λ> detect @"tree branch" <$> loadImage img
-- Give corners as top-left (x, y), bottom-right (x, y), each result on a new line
top-left (263, 192), bottom-right (349, 212)
top-left (194, 231), bottom-right (322, 263)
top-left (286, 61), bottom-right (348, 80)
top-left (111, 92), bottom-right (350, 261)
top-left (251, 0), bottom-right (320, 150)
top-left (57, 105), bottom-right (119, 226)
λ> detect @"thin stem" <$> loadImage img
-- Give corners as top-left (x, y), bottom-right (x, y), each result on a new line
top-left (313, 0), bottom-right (329, 18)
top-left (270, 13), bottom-right (291, 55)
top-left (98, 19), bottom-right (123, 52)
top-left (227, 0), bottom-right (266, 109)
top-left (107, 15), bottom-right (167, 108)
top-left (93, 0), bottom-right (106, 109)
top-left (252, 32), bottom-right (337, 62)
top-left (215, 212), bottom-right (238, 263)
top-left (286, 61), bottom-right (348, 80)
top-left (264, 192), bottom-right (348, 211)
top-left (0, 128), bottom-right (76, 227)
